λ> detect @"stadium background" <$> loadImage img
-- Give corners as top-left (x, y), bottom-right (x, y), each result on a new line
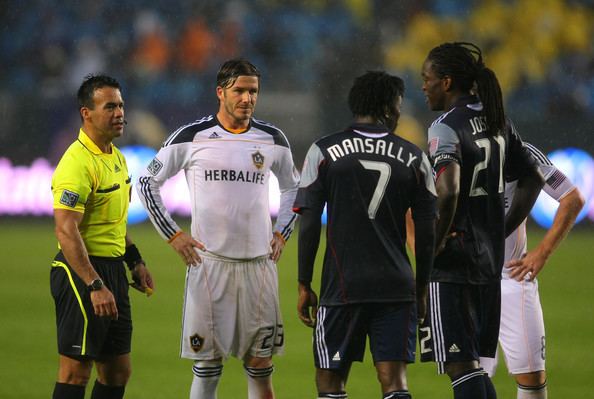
top-left (1, 0), bottom-right (593, 397)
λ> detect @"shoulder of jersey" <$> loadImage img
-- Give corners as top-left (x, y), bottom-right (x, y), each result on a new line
top-left (162, 115), bottom-right (218, 147)
top-left (524, 142), bottom-right (553, 166)
top-left (313, 129), bottom-right (351, 147)
top-left (251, 118), bottom-right (290, 148)
top-left (429, 104), bottom-right (471, 129)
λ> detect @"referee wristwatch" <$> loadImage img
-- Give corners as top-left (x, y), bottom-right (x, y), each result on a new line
top-left (87, 278), bottom-right (104, 292)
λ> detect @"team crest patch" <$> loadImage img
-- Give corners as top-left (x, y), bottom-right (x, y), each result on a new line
top-left (252, 151), bottom-right (265, 170)
top-left (147, 157), bottom-right (163, 176)
top-left (59, 190), bottom-right (79, 208)
top-left (189, 333), bottom-right (204, 352)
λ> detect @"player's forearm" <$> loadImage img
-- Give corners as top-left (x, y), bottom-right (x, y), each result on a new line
top-left (414, 218), bottom-right (436, 285)
top-left (297, 209), bottom-right (322, 284)
top-left (536, 188), bottom-right (584, 259)
top-left (434, 162), bottom-right (459, 252)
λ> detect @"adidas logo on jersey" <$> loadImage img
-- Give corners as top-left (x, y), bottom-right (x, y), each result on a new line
top-left (209, 132), bottom-right (222, 139)
top-left (449, 343), bottom-right (461, 353)
top-left (332, 352), bottom-right (341, 361)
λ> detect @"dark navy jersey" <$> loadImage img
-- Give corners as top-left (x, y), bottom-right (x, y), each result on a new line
top-left (427, 95), bottom-right (537, 284)
top-left (294, 123), bottom-right (437, 305)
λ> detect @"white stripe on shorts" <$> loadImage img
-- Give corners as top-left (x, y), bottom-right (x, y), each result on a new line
top-left (430, 282), bottom-right (446, 363)
top-left (315, 306), bottom-right (329, 368)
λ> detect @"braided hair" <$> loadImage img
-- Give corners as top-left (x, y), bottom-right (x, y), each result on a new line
top-left (427, 42), bottom-right (505, 135)
top-left (348, 71), bottom-right (405, 130)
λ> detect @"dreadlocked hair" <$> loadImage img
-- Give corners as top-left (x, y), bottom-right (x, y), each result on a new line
top-left (427, 42), bottom-right (506, 135)
top-left (348, 71), bottom-right (405, 122)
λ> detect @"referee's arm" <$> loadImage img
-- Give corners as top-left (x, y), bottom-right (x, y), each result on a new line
top-left (54, 209), bottom-right (118, 319)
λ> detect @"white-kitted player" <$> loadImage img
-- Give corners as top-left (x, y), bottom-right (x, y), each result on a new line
top-left (136, 59), bottom-right (299, 399)
top-left (480, 142), bottom-right (584, 399)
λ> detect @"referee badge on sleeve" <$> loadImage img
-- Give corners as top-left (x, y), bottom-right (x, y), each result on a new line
top-left (59, 190), bottom-right (79, 208)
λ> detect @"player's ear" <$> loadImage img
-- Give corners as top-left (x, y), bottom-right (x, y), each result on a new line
top-left (80, 106), bottom-right (90, 121)
top-left (442, 75), bottom-right (453, 92)
top-left (216, 86), bottom-right (224, 102)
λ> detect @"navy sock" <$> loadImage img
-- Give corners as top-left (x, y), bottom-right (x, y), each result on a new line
top-left (451, 368), bottom-right (487, 399)
top-left (90, 380), bottom-right (125, 399)
top-left (52, 382), bottom-right (85, 399)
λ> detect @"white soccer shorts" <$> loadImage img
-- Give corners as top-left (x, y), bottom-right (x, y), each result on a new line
top-left (180, 253), bottom-right (284, 361)
top-left (481, 277), bottom-right (545, 376)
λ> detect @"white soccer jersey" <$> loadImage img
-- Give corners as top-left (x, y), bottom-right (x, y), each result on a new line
top-left (137, 115), bottom-right (299, 260)
top-left (503, 142), bottom-right (576, 277)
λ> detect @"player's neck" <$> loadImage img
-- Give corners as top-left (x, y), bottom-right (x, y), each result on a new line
top-left (444, 91), bottom-right (470, 111)
top-left (216, 112), bottom-right (250, 132)
top-left (354, 115), bottom-right (380, 125)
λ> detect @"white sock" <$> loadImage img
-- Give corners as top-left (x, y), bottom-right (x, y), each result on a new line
top-left (244, 365), bottom-right (274, 399)
top-left (517, 382), bottom-right (547, 399)
top-left (190, 360), bottom-right (223, 399)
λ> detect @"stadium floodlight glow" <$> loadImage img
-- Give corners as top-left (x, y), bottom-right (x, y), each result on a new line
top-left (530, 147), bottom-right (594, 229)
top-left (1, 146), bottom-right (592, 228)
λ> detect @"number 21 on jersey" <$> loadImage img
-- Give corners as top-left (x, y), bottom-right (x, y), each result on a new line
top-left (469, 136), bottom-right (505, 197)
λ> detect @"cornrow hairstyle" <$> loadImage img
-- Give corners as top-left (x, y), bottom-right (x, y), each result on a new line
top-left (77, 74), bottom-right (121, 110)
top-left (427, 42), bottom-right (505, 135)
top-left (216, 58), bottom-right (261, 90)
top-left (348, 71), bottom-right (405, 124)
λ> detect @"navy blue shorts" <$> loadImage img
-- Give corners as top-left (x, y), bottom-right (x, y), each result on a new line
top-left (50, 251), bottom-right (132, 359)
top-left (419, 282), bottom-right (500, 372)
top-left (313, 302), bottom-right (416, 370)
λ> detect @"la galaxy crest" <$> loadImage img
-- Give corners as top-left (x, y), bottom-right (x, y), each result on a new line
top-left (252, 151), bottom-right (265, 170)
top-left (189, 333), bottom-right (204, 352)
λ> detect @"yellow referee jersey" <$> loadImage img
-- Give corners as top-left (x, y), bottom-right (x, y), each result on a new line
top-left (52, 129), bottom-right (131, 257)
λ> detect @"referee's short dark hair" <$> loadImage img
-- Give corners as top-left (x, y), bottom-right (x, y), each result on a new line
top-left (77, 74), bottom-right (121, 109)
top-left (348, 71), bottom-right (405, 120)
top-left (216, 59), bottom-right (261, 89)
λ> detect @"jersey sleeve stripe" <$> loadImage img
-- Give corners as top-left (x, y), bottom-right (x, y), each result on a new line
top-left (525, 142), bottom-right (553, 166)
top-left (279, 213), bottom-right (297, 240)
top-left (138, 177), bottom-right (177, 238)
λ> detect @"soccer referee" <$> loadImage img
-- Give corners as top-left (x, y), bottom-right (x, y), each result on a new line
top-left (50, 74), bottom-right (154, 399)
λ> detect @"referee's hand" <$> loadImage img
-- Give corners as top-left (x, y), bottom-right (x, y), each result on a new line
top-left (91, 288), bottom-right (118, 320)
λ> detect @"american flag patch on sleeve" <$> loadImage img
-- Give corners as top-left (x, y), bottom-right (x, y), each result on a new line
top-left (429, 137), bottom-right (439, 157)
top-left (546, 169), bottom-right (566, 190)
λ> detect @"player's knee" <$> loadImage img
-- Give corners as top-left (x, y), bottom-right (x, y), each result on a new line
top-left (515, 371), bottom-right (546, 387)
top-left (374, 361), bottom-right (407, 391)
top-left (60, 371), bottom-right (91, 386)
top-left (445, 360), bottom-right (479, 380)
top-left (97, 363), bottom-right (131, 386)
top-left (58, 360), bottom-right (93, 386)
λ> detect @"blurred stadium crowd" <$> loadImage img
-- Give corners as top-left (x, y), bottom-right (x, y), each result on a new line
top-left (1, 0), bottom-right (593, 166)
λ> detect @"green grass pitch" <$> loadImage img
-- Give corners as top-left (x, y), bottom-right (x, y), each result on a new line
top-left (1, 219), bottom-right (592, 398)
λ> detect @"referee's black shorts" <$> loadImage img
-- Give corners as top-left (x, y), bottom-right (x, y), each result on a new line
top-left (50, 251), bottom-right (132, 359)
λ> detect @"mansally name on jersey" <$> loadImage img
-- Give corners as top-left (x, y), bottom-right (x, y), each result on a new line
top-left (326, 136), bottom-right (418, 166)
top-left (204, 169), bottom-right (265, 184)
